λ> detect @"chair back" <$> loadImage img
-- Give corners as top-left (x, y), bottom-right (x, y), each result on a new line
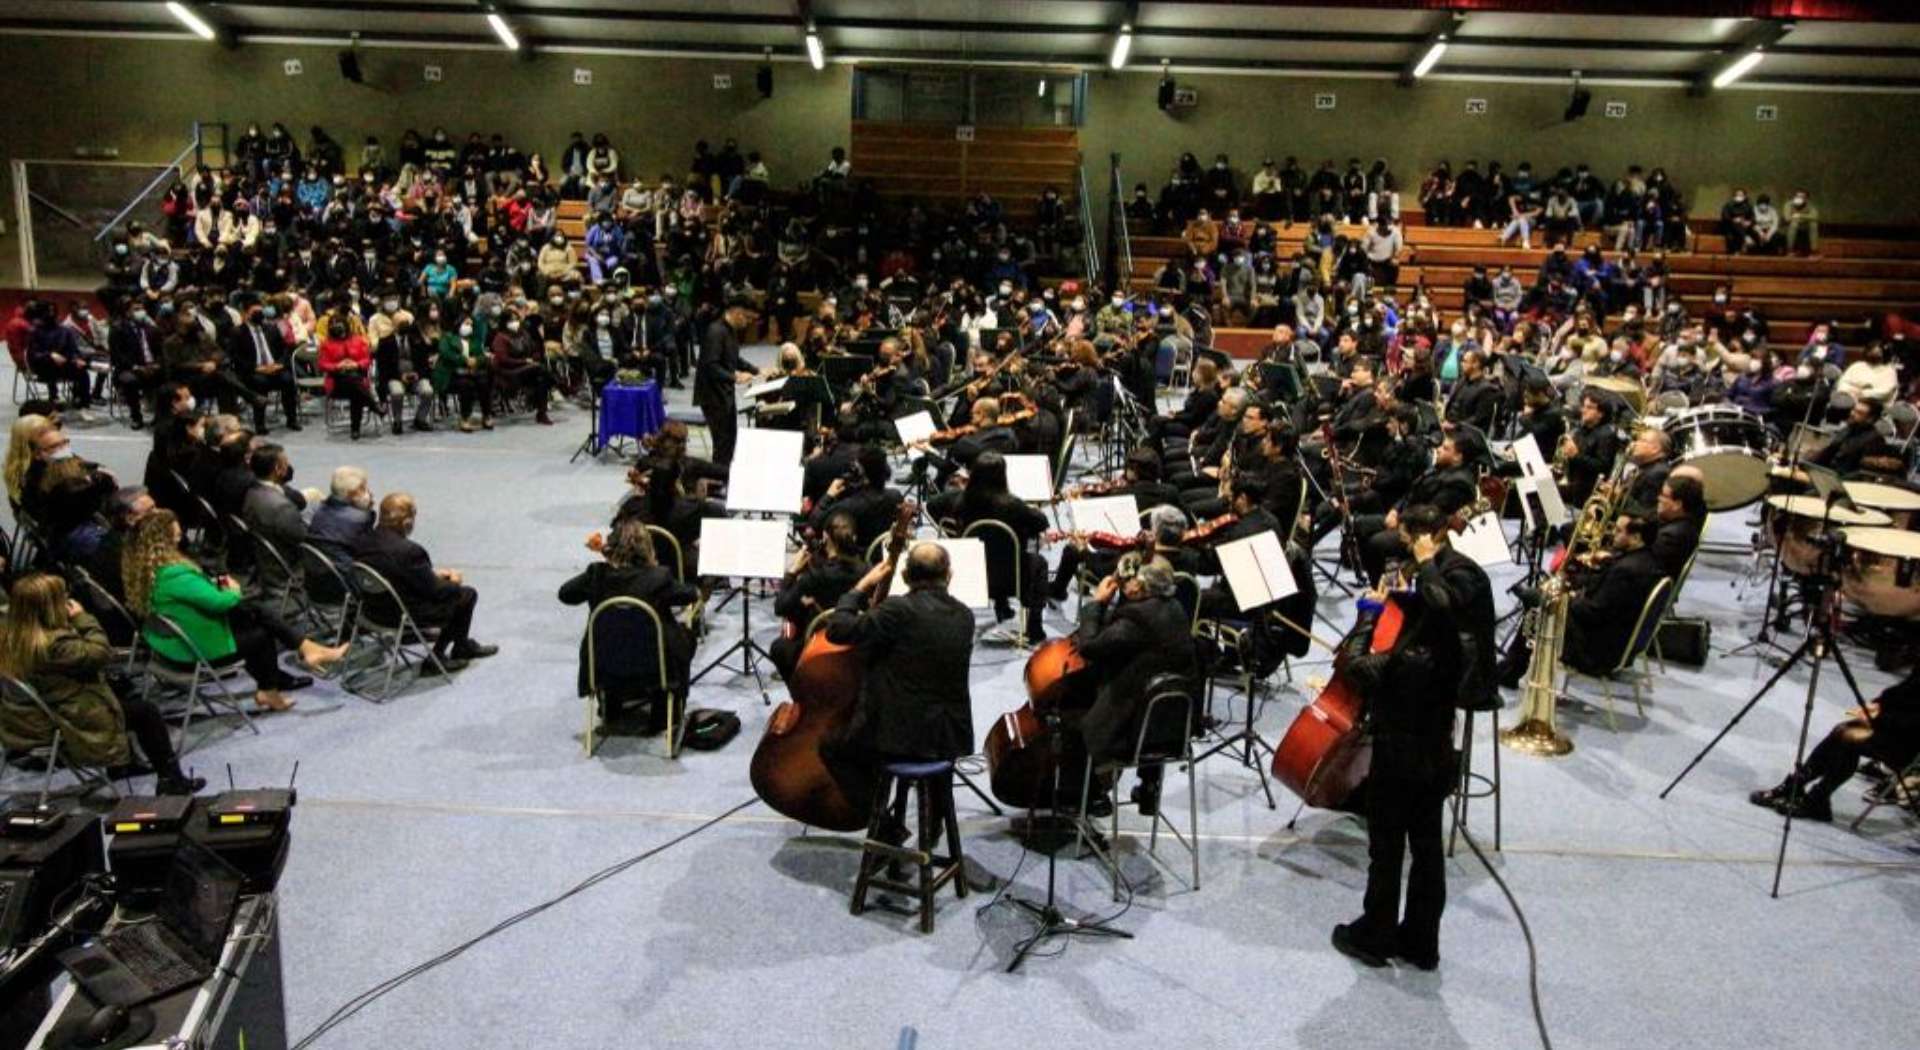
top-left (864, 533), bottom-right (890, 565)
top-left (1612, 576), bottom-right (1674, 675)
top-left (297, 541), bottom-right (355, 605)
top-left (586, 596), bottom-right (669, 696)
top-left (1053, 411), bottom-right (1078, 493)
top-left (241, 521), bottom-right (302, 593)
top-left (1172, 572), bottom-right (1202, 634)
top-left (644, 525), bottom-right (685, 583)
top-left (67, 566), bottom-right (139, 650)
top-left (144, 612), bottom-right (219, 670)
top-left (961, 518), bottom-right (1025, 604)
top-left (1131, 674), bottom-right (1196, 766)
top-left (347, 562), bottom-right (413, 632)
top-left (0, 674), bottom-right (83, 769)
top-left (1667, 515), bottom-right (1708, 607)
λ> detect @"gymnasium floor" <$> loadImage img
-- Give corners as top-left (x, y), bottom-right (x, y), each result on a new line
top-left (7, 352), bottom-right (1917, 1050)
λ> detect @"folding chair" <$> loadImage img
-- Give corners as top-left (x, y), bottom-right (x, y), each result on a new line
top-left (1563, 577), bottom-right (1672, 732)
top-left (66, 566), bottom-right (141, 673)
top-left (1076, 674), bottom-right (1202, 899)
top-left (1850, 753), bottom-right (1920, 831)
top-left (584, 596), bottom-right (684, 759)
top-left (645, 525), bottom-right (686, 583)
top-left (296, 542), bottom-right (357, 644)
top-left (961, 518), bottom-right (1032, 648)
top-left (341, 562), bottom-right (452, 703)
top-left (0, 674), bottom-right (120, 798)
top-left (139, 614), bottom-right (261, 755)
top-left (234, 520), bottom-right (318, 629)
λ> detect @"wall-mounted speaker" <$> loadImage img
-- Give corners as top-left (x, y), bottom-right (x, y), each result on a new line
top-left (1157, 76), bottom-right (1176, 111)
top-left (757, 65), bottom-right (773, 99)
top-left (1564, 87), bottom-right (1591, 121)
top-left (338, 50), bottom-right (363, 84)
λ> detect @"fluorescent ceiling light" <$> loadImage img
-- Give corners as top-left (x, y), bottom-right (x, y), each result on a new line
top-left (486, 12), bottom-right (520, 51)
top-left (1713, 48), bottom-right (1764, 89)
top-left (806, 30), bottom-right (825, 70)
top-left (1412, 39), bottom-right (1447, 79)
top-left (165, 2), bottom-right (216, 41)
top-left (1110, 27), bottom-right (1133, 70)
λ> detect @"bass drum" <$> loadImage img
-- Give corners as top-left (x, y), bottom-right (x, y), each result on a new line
top-left (1841, 526), bottom-right (1920, 619)
top-left (1664, 406), bottom-right (1774, 511)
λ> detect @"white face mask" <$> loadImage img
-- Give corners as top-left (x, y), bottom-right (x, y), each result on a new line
top-left (507, 320), bottom-right (522, 333)
top-left (1111, 297), bottom-right (1124, 308)
top-left (595, 315), bottom-right (610, 327)
top-left (182, 395), bottom-right (197, 413)
top-left (459, 323), bottom-right (474, 337)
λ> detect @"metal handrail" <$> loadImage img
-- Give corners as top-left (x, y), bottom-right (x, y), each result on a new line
top-left (1110, 154), bottom-right (1135, 289)
top-left (92, 131), bottom-right (201, 242)
top-left (1077, 160), bottom-right (1100, 288)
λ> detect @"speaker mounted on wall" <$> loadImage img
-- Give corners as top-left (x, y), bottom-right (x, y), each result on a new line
top-left (338, 31), bottom-right (363, 84)
top-left (1563, 71), bottom-right (1590, 122)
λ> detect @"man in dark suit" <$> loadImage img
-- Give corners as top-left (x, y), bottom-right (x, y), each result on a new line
top-left (1443, 350), bottom-right (1501, 434)
top-left (1497, 512), bottom-right (1663, 686)
top-left (1558, 393), bottom-right (1622, 509)
top-left (1353, 430), bottom-right (1480, 581)
top-left (229, 301), bottom-right (302, 434)
top-left (807, 447), bottom-right (905, 551)
top-left (1333, 502), bottom-right (1495, 973)
top-left (1651, 472), bottom-right (1707, 583)
top-left (695, 297), bottom-right (759, 464)
top-left (109, 303), bottom-right (166, 429)
top-left (821, 542), bottom-right (977, 812)
top-left (916, 396), bottom-right (1018, 489)
top-left (1069, 557), bottom-right (1200, 817)
top-left (240, 444), bottom-right (309, 593)
top-left (1616, 427), bottom-right (1671, 519)
top-left (351, 493), bottom-right (500, 670)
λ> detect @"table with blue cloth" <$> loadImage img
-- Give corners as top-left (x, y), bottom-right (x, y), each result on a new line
top-left (595, 380), bottom-right (666, 453)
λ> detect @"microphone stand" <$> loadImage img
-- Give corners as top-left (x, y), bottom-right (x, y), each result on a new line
top-left (1003, 709), bottom-right (1131, 972)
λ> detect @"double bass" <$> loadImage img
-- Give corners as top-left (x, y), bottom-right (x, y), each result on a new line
top-left (1270, 575), bottom-right (1409, 809)
top-left (981, 637), bottom-right (1097, 810)
top-left (749, 502), bottom-right (916, 831)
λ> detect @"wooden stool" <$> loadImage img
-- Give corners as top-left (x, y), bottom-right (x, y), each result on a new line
top-left (1449, 705), bottom-right (1503, 856)
top-left (850, 760), bottom-right (967, 933)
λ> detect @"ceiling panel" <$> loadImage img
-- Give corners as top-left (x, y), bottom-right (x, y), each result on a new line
top-left (1139, 3), bottom-right (1435, 35)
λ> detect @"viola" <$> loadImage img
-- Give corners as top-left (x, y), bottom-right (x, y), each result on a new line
top-left (982, 637), bottom-right (1098, 810)
top-left (750, 501), bottom-right (916, 832)
top-left (1041, 529), bottom-right (1145, 551)
top-left (1271, 575), bottom-right (1409, 809)
top-left (1179, 512), bottom-right (1240, 546)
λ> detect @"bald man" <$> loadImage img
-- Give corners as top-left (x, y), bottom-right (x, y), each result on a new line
top-left (821, 542), bottom-right (976, 815)
top-left (351, 492), bottom-right (499, 670)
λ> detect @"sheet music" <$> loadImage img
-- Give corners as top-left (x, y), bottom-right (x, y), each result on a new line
top-left (894, 410), bottom-right (937, 461)
top-left (1510, 434), bottom-right (1570, 528)
top-left (1003, 454), bottom-right (1054, 503)
top-left (1453, 511), bottom-right (1511, 568)
top-left (724, 428), bottom-right (805, 514)
top-left (696, 518), bottom-right (791, 580)
top-left (745, 377), bottom-right (789, 400)
top-left (889, 537), bottom-right (990, 609)
top-left (1215, 530), bottom-right (1298, 613)
top-left (1067, 495), bottom-right (1141, 537)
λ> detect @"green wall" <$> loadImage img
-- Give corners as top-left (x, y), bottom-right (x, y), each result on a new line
top-left (1080, 70), bottom-right (1920, 228)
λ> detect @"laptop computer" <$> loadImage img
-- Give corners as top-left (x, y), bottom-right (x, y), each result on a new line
top-left (58, 839), bottom-right (244, 1007)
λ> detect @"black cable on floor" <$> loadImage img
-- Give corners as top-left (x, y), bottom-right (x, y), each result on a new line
top-left (1456, 824), bottom-right (1554, 1050)
top-left (290, 796), bottom-right (759, 1049)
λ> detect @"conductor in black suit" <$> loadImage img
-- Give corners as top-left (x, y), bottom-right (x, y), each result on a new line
top-left (229, 301), bottom-right (302, 434)
top-left (820, 542), bottom-right (977, 814)
top-left (351, 493), bottom-right (500, 671)
top-left (695, 296), bottom-right (759, 464)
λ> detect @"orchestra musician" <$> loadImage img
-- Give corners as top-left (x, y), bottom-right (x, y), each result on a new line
top-left (1332, 502), bottom-right (1495, 972)
top-left (1062, 557), bottom-right (1200, 818)
top-left (1443, 350), bottom-right (1502, 434)
top-left (916, 396), bottom-right (1018, 488)
top-left (561, 519), bottom-right (698, 734)
top-left (1050, 503), bottom-right (1209, 602)
top-left (1351, 430), bottom-right (1481, 581)
top-left (820, 542), bottom-right (976, 828)
top-left (1613, 427), bottom-right (1672, 518)
top-left (807, 446), bottom-right (905, 551)
top-left (1749, 667), bottom-right (1920, 823)
top-left (1496, 512), bottom-right (1664, 689)
top-left (1558, 392), bottom-right (1623, 509)
top-left (1808, 397), bottom-right (1897, 475)
top-left (1652, 472), bottom-right (1707, 582)
top-left (1512, 380), bottom-right (1567, 466)
top-left (930, 451), bottom-right (1049, 646)
top-left (769, 510), bottom-right (865, 682)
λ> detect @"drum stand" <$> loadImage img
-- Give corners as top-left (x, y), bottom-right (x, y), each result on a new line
top-left (1728, 510), bottom-right (1796, 659)
top-left (1660, 528), bottom-right (1891, 898)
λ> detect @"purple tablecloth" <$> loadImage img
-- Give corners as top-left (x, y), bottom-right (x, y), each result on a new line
top-left (596, 381), bottom-right (665, 452)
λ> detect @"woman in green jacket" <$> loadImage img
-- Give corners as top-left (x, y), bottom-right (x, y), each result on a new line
top-left (435, 309), bottom-right (494, 432)
top-left (0, 573), bottom-right (205, 794)
top-left (122, 510), bottom-right (347, 713)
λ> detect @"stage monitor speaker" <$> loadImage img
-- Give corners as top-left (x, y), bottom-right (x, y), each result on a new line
top-left (338, 50), bottom-right (363, 83)
top-left (1564, 88), bottom-right (1592, 121)
top-left (1157, 77), bottom-right (1176, 111)
top-left (757, 65), bottom-right (773, 98)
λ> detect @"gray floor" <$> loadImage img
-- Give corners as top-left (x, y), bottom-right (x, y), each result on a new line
top-left (9, 355), bottom-right (1919, 1050)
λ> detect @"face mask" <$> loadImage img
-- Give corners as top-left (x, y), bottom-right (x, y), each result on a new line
top-left (1609, 350), bottom-right (1625, 363)
top-left (132, 310), bottom-right (149, 323)
top-left (383, 300), bottom-right (399, 313)
top-left (459, 323), bottom-right (474, 337)
top-left (115, 244), bottom-right (129, 256)
top-left (1070, 299), bottom-right (1085, 312)
top-left (1029, 302), bottom-right (1045, 313)
top-left (595, 314), bottom-right (610, 327)
top-left (435, 255), bottom-right (448, 265)
top-left (1748, 359), bottom-right (1762, 374)
top-left (48, 446), bottom-right (78, 462)
top-left (1111, 297), bottom-right (1124, 308)
top-left (182, 395), bottom-right (197, 413)
top-left (853, 278), bottom-right (868, 289)
top-left (998, 285), bottom-right (1013, 297)
top-left (507, 320), bottom-right (522, 333)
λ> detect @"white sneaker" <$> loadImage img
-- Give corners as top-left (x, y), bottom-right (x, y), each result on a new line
top-left (75, 409), bottom-right (97, 424)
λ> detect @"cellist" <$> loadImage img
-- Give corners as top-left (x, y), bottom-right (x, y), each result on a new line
top-left (1331, 503), bottom-right (1496, 973)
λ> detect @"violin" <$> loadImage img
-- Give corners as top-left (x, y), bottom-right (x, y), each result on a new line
top-left (1180, 512), bottom-right (1240, 546)
top-left (1041, 528), bottom-right (1146, 551)
top-left (750, 501), bottom-right (917, 831)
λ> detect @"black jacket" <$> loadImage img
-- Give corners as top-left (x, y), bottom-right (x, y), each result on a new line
top-left (559, 562), bottom-right (698, 696)
top-left (351, 526), bottom-right (464, 624)
top-left (1566, 546), bottom-right (1663, 676)
top-left (1563, 422), bottom-right (1620, 505)
top-left (773, 554), bottom-right (864, 633)
top-left (826, 585), bottom-right (976, 759)
top-left (808, 485), bottom-right (905, 550)
top-left (1651, 514), bottom-right (1703, 582)
top-left (693, 317), bottom-right (747, 410)
top-left (1369, 547), bottom-right (1494, 777)
top-left (1445, 377), bottom-right (1501, 432)
top-left (1402, 465), bottom-right (1477, 517)
top-left (1075, 596), bottom-right (1199, 760)
top-left (228, 322), bottom-right (289, 381)
top-left (1622, 460), bottom-right (1671, 519)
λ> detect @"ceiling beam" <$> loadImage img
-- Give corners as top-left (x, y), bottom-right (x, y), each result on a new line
top-left (1137, 0), bottom-right (1920, 23)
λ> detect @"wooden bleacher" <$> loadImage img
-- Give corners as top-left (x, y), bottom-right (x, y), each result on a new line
top-left (1121, 217), bottom-right (1920, 358)
top-left (850, 120), bottom-right (1081, 219)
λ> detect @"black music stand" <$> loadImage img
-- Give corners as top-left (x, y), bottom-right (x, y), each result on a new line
top-left (820, 354), bottom-right (875, 403)
top-left (691, 578), bottom-right (776, 705)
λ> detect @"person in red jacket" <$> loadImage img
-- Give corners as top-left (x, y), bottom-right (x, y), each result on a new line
top-left (487, 308), bottom-right (553, 425)
top-left (317, 307), bottom-right (380, 440)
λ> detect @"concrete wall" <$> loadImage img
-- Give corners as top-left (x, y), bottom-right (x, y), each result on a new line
top-left (1079, 70), bottom-right (1920, 227)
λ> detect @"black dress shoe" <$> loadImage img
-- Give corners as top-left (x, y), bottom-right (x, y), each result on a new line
top-left (431, 655), bottom-right (471, 674)
top-left (1130, 784), bottom-right (1161, 817)
top-left (157, 774), bottom-right (207, 796)
top-left (1395, 949), bottom-right (1440, 972)
top-left (1332, 923), bottom-right (1390, 968)
top-left (286, 420), bottom-right (303, 432)
top-left (453, 641), bottom-right (500, 659)
top-left (1777, 793), bottom-right (1832, 822)
top-left (277, 673), bottom-right (316, 691)
top-left (1085, 795), bottom-right (1114, 819)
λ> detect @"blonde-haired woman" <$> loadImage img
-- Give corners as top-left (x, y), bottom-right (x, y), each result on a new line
top-left (3, 414), bottom-right (52, 510)
top-left (122, 510), bottom-right (346, 712)
top-left (0, 573), bottom-right (204, 794)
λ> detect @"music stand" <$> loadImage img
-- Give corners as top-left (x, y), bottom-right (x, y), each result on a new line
top-left (1193, 529), bottom-right (1299, 809)
top-left (689, 518), bottom-right (790, 704)
top-left (820, 354), bottom-right (874, 403)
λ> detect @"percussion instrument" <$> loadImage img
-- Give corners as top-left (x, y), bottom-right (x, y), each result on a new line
top-left (1663, 405), bottom-right (1774, 511)
top-left (1763, 494), bottom-right (1892, 577)
top-left (1840, 526), bottom-right (1920, 619)
top-left (1785, 422), bottom-right (1837, 465)
top-left (1585, 375), bottom-right (1647, 417)
top-left (1841, 480), bottom-right (1920, 531)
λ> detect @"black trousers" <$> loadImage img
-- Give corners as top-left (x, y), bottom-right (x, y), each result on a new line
top-left (329, 381), bottom-right (380, 435)
top-left (418, 585), bottom-right (479, 656)
top-left (120, 693), bottom-right (186, 779)
top-left (1797, 725), bottom-right (1917, 801)
top-left (702, 397), bottom-right (739, 464)
top-left (211, 599), bottom-right (306, 689)
top-left (244, 369), bottom-right (301, 431)
top-left (115, 366), bottom-right (166, 424)
top-left (33, 359), bottom-right (94, 407)
top-left (178, 366), bottom-right (260, 415)
top-left (494, 363), bottom-right (552, 417)
top-left (1354, 763), bottom-right (1451, 960)
top-left (452, 371), bottom-right (493, 420)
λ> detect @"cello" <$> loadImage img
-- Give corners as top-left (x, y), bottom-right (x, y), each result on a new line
top-left (1270, 571), bottom-right (1410, 809)
top-left (749, 502), bottom-right (916, 832)
top-left (981, 637), bottom-right (1098, 810)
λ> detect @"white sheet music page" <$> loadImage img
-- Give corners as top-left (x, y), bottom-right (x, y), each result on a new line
top-left (1068, 495), bottom-right (1140, 537)
top-left (890, 537), bottom-right (991, 608)
top-left (697, 518), bottom-right (791, 579)
top-left (1214, 530), bottom-right (1298, 613)
top-left (724, 428), bottom-right (805, 514)
top-left (1003, 454), bottom-right (1054, 503)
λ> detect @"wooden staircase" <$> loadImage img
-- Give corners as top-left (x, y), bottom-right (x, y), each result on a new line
top-left (849, 121), bottom-right (1082, 219)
